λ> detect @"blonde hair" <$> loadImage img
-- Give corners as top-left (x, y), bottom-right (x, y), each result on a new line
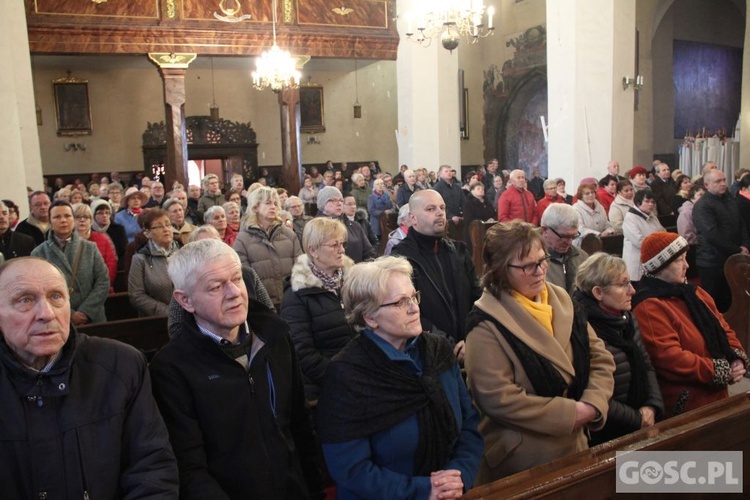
top-left (242, 186), bottom-right (282, 229)
top-left (574, 252), bottom-right (627, 295)
top-left (302, 217), bottom-right (347, 255)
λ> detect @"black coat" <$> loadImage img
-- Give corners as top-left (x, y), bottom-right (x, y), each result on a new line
top-left (0, 332), bottom-right (178, 499)
top-left (650, 177), bottom-right (677, 216)
top-left (103, 222), bottom-right (129, 270)
top-left (391, 230), bottom-right (482, 343)
top-left (319, 214), bottom-right (376, 263)
top-left (737, 194), bottom-right (750, 242)
top-left (281, 255), bottom-right (357, 400)
top-left (150, 301), bottom-right (321, 499)
top-left (15, 218), bottom-right (47, 247)
top-left (0, 229), bottom-right (35, 260)
top-left (462, 194), bottom-right (496, 252)
top-left (693, 191), bottom-right (750, 268)
top-left (573, 294), bottom-right (664, 445)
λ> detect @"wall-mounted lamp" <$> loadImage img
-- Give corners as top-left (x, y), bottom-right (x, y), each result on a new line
top-left (306, 135), bottom-right (321, 145)
top-left (623, 75), bottom-right (644, 91)
top-left (64, 143), bottom-right (87, 152)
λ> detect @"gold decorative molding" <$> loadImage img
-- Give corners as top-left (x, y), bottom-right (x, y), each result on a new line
top-left (92, 0), bottom-right (108, 4)
top-left (165, 0), bottom-right (176, 19)
top-left (214, 0), bottom-right (252, 23)
top-left (147, 52), bottom-right (197, 69)
top-left (283, 0), bottom-right (294, 24)
top-left (332, 6), bottom-right (354, 16)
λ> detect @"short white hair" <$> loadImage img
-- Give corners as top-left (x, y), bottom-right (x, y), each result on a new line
top-left (204, 205), bottom-right (225, 222)
top-left (397, 204), bottom-right (411, 225)
top-left (168, 238), bottom-right (239, 292)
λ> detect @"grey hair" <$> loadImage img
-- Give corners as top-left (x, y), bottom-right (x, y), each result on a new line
top-left (168, 238), bottom-right (240, 292)
top-left (188, 224), bottom-right (220, 243)
top-left (543, 179), bottom-right (557, 190)
top-left (284, 195), bottom-right (302, 210)
top-left (342, 256), bottom-right (414, 330)
top-left (302, 217), bottom-right (347, 255)
top-left (204, 205), bottom-right (225, 223)
top-left (351, 172), bottom-right (364, 183)
top-left (397, 203), bottom-right (411, 225)
top-left (574, 252), bottom-right (627, 295)
top-left (222, 201), bottom-right (240, 215)
top-left (71, 202), bottom-right (92, 218)
top-left (162, 198), bottom-right (182, 212)
top-left (510, 169), bottom-right (525, 181)
top-left (540, 203), bottom-right (579, 230)
top-left (202, 173), bottom-right (219, 190)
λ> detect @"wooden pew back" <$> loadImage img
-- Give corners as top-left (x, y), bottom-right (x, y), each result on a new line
top-left (463, 393), bottom-right (750, 499)
top-left (78, 315), bottom-right (169, 361)
top-left (724, 253), bottom-right (750, 351)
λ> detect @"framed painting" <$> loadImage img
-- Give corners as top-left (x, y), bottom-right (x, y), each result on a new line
top-left (53, 77), bottom-right (92, 136)
top-left (300, 85), bottom-right (325, 133)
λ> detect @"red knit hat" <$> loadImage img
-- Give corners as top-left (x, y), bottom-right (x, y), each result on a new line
top-left (629, 166), bottom-right (648, 179)
top-left (641, 231), bottom-right (689, 274)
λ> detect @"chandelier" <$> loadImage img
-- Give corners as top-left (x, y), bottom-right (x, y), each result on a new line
top-left (251, 0), bottom-right (300, 92)
top-left (405, 1), bottom-right (495, 53)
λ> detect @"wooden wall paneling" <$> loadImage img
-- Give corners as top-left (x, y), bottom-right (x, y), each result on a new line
top-left (297, 0), bottom-right (388, 29)
top-left (32, 0), bottom-right (160, 19)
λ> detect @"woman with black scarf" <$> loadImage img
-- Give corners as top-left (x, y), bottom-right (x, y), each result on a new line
top-left (572, 253), bottom-right (664, 445)
top-left (317, 256), bottom-right (482, 499)
top-left (633, 232), bottom-right (748, 418)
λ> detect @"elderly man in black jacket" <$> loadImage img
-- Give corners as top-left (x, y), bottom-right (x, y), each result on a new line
top-left (391, 189), bottom-right (482, 362)
top-left (150, 239), bottom-right (322, 499)
top-left (693, 169), bottom-right (750, 312)
top-left (0, 201), bottom-right (35, 260)
top-left (0, 257), bottom-right (178, 499)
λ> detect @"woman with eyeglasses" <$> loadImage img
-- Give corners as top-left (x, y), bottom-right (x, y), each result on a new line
top-left (464, 221), bottom-right (615, 482)
top-left (573, 183), bottom-right (615, 247)
top-left (317, 256), bottom-right (483, 499)
top-left (281, 218), bottom-right (357, 402)
top-left (572, 253), bottom-right (663, 445)
top-left (128, 208), bottom-right (181, 317)
top-left (632, 232), bottom-right (748, 418)
top-left (73, 203), bottom-right (118, 289)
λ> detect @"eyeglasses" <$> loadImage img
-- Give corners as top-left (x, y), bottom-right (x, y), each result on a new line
top-left (327, 198), bottom-right (344, 204)
top-left (379, 291), bottom-right (421, 310)
top-left (148, 225), bottom-right (172, 231)
top-left (320, 241), bottom-right (347, 250)
top-left (508, 255), bottom-right (552, 275)
top-left (605, 280), bottom-right (633, 289)
top-left (548, 227), bottom-right (581, 241)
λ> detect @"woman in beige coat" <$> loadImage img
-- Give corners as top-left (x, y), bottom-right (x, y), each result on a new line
top-left (465, 221), bottom-right (615, 483)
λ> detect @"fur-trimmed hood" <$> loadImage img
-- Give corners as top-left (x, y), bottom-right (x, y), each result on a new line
top-left (289, 253), bottom-right (354, 292)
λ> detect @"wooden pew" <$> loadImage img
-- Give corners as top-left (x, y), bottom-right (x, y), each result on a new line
top-left (469, 220), bottom-right (496, 275)
top-left (78, 315), bottom-right (169, 360)
top-left (113, 269), bottom-right (128, 292)
top-left (463, 392), bottom-right (750, 499)
top-left (724, 253), bottom-right (750, 351)
top-left (104, 291), bottom-right (138, 321)
top-left (378, 211), bottom-right (398, 255)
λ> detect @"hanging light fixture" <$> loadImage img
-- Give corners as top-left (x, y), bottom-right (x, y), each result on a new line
top-left (405, 1), bottom-right (495, 53)
top-left (353, 60), bottom-right (362, 119)
top-left (209, 57), bottom-right (220, 120)
top-left (251, 0), bottom-right (301, 92)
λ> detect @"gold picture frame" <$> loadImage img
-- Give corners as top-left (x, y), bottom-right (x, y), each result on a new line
top-left (300, 85), bottom-right (325, 133)
top-left (53, 76), bottom-right (93, 136)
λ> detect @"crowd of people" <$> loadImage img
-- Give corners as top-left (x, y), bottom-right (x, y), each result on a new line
top-left (0, 158), bottom-right (748, 498)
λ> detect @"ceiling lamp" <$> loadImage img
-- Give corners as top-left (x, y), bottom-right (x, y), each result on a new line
top-left (405, 1), bottom-right (495, 53)
top-left (251, 0), bottom-right (300, 92)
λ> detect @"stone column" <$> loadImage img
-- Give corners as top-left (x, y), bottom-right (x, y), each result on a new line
top-left (148, 53), bottom-right (197, 189)
top-left (546, 0), bottom-right (636, 184)
top-left (278, 87), bottom-right (303, 195)
top-left (396, 0), bottom-right (461, 172)
top-left (1, 0), bottom-right (43, 216)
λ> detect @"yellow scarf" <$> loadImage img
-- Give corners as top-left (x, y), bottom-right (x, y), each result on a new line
top-left (511, 285), bottom-right (554, 335)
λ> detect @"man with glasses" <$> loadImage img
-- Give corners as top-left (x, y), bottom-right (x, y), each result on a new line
top-left (316, 186), bottom-right (376, 263)
top-left (391, 190), bottom-right (481, 362)
top-left (285, 195), bottom-right (312, 242)
top-left (16, 191), bottom-right (52, 246)
top-left (540, 203), bottom-right (589, 294)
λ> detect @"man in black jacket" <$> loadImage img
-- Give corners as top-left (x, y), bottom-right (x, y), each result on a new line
top-left (0, 201), bottom-right (35, 260)
top-left (150, 239), bottom-right (321, 499)
top-left (693, 169), bottom-right (750, 312)
top-left (0, 257), bottom-right (178, 498)
top-left (391, 190), bottom-right (481, 362)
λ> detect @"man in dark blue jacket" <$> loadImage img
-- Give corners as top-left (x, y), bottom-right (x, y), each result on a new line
top-left (150, 239), bottom-right (321, 499)
top-left (0, 257), bottom-right (178, 498)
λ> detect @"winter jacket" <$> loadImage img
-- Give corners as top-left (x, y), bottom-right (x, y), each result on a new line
top-left (677, 200), bottom-right (698, 245)
top-left (31, 232), bottom-right (109, 323)
top-left (384, 227), bottom-right (407, 256)
top-left (280, 254), bottom-right (356, 400)
top-left (595, 187), bottom-right (615, 215)
top-left (318, 214), bottom-right (377, 264)
top-left (396, 183), bottom-right (421, 208)
top-left (650, 177), bottom-right (677, 216)
top-left (114, 208), bottom-right (142, 243)
top-left (693, 191), bottom-right (750, 268)
top-left (434, 179), bottom-right (465, 219)
top-left (462, 194), bottom-right (496, 251)
top-left (233, 223), bottom-right (302, 307)
top-left (738, 194), bottom-right (750, 241)
top-left (0, 228), bottom-right (35, 260)
top-left (320, 330), bottom-right (483, 499)
top-left (367, 191), bottom-right (394, 237)
top-left (15, 217), bottom-right (47, 246)
top-left (573, 200), bottom-right (614, 245)
top-left (536, 193), bottom-right (565, 222)
top-left (609, 195), bottom-right (634, 234)
top-left (622, 208), bottom-right (664, 280)
top-left (196, 193), bottom-right (224, 223)
top-left (0, 331), bottom-right (178, 499)
top-left (150, 302), bottom-right (321, 499)
top-left (465, 286), bottom-right (615, 482)
top-left (633, 286), bottom-right (747, 417)
top-left (128, 241), bottom-right (179, 317)
top-left (391, 229), bottom-right (482, 342)
top-left (87, 230), bottom-right (118, 287)
top-left (350, 184), bottom-right (372, 211)
top-left (498, 187), bottom-right (538, 225)
top-left (573, 293), bottom-right (664, 444)
top-left (546, 246), bottom-right (589, 294)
